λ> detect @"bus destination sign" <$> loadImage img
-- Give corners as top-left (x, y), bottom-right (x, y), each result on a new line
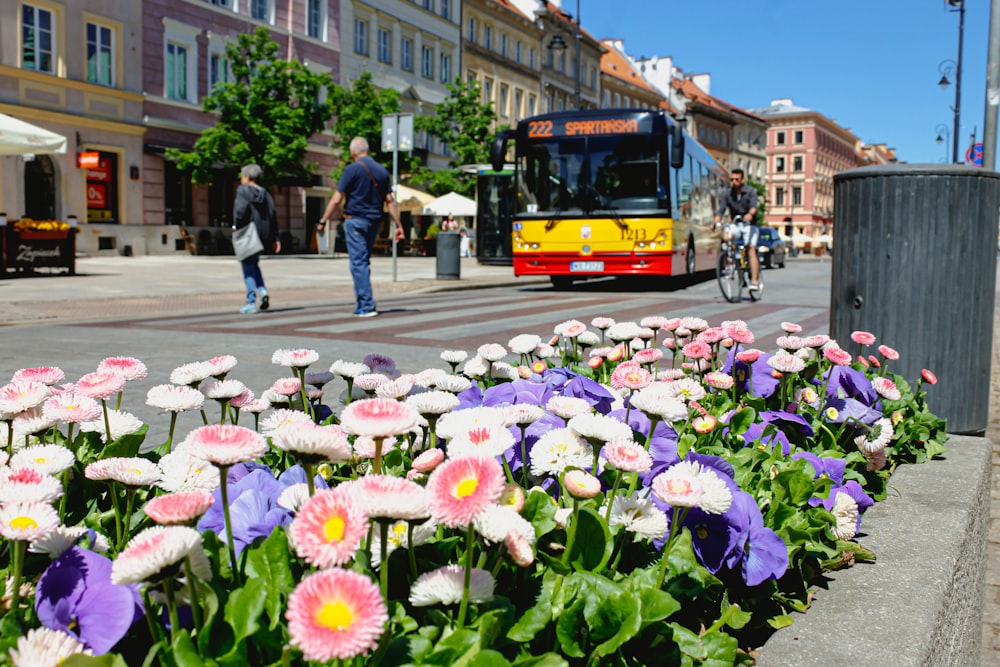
top-left (527, 114), bottom-right (652, 139)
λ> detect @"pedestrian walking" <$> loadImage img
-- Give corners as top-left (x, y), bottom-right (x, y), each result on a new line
top-left (233, 164), bottom-right (279, 314)
top-left (317, 137), bottom-right (404, 318)
top-left (442, 214), bottom-right (458, 232)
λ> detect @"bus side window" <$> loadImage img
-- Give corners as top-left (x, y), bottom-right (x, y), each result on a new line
top-left (675, 160), bottom-right (694, 221)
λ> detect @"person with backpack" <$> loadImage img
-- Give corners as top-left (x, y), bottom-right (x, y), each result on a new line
top-left (233, 163), bottom-right (280, 314)
top-left (316, 137), bottom-right (404, 318)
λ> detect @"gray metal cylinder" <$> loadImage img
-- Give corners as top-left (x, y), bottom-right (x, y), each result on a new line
top-left (831, 164), bottom-right (1000, 434)
top-left (435, 231), bottom-right (461, 280)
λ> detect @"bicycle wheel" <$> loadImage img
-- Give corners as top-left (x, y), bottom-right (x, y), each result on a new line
top-left (717, 250), bottom-right (742, 303)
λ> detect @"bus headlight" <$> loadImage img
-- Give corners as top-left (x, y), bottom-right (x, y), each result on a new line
top-left (531, 243), bottom-right (540, 250)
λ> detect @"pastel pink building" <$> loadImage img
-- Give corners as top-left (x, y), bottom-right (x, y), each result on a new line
top-left (748, 98), bottom-right (861, 248)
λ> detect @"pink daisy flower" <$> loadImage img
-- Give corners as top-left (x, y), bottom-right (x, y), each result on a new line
top-left (681, 341), bottom-right (712, 360)
top-left (350, 474), bottom-right (430, 521)
top-left (111, 525), bottom-right (210, 585)
top-left (506, 531), bottom-right (535, 567)
top-left (872, 377), bottom-right (902, 401)
top-left (735, 349), bottom-right (762, 364)
top-left (84, 457), bottom-right (161, 487)
top-left (767, 354), bottom-right (806, 374)
top-left (0, 467), bottom-right (63, 504)
top-left (412, 448), bottom-right (445, 473)
top-left (857, 356), bottom-right (870, 368)
top-left (878, 344), bottom-right (899, 361)
top-left (850, 331), bottom-right (876, 346)
top-left (610, 365), bottom-right (653, 391)
top-left (290, 488), bottom-right (368, 568)
top-left (169, 361), bottom-right (214, 386)
top-left (0, 502), bottom-right (60, 541)
top-left (97, 356), bottom-right (148, 382)
top-left (502, 404), bottom-right (545, 427)
top-left (229, 389), bottom-right (257, 409)
top-left (780, 321), bottom-right (803, 333)
top-left (204, 355), bottom-right (238, 379)
top-left (10, 444), bottom-right (74, 476)
top-left (725, 323), bottom-right (755, 344)
top-left (556, 320), bottom-right (587, 338)
top-left (602, 439), bottom-right (652, 473)
top-left (74, 371), bottom-right (126, 401)
top-left (868, 355), bottom-right (881, 368)
top-left (697, 327), bottom-right (727, 345)
top-left (272, 348), bottom-right (320, 368)
top-left (591, 316), bottom-right (616, 330)
top-left (340, 397), bottom-right (419, 439)
top-left (678, 317), bottom-right (708, 331)
top-left (803, 334), bottom-right (830, 348)
top-left (651, 460), bottom-right (732, 514)
top-left (587, 357), bottom-right (603, 370)
top-left (42, 391), bottom-right (102, 424)
top-left (271, 377), bottom-right (303, 396)
top-left (921, 369), bottom-right (938, 384)
top-left (143, 490), bottom-right (215, 525)
top-left (271, 422), bottom-right (352, 462)
top-left (0, 379), bottom-right (50, 414)
top-left (286, 568), bottom-right (387, 662)
top-left (632, 348), bottom-right (664, 366)
top-left (426, 456), bottom-right (505, 528)
top-left (775, 335), bottom-right (806, 351)
top-left (822, 347), bottom-right (853, 366)
top-left (146, 384), bottom-right (205, 412)
top-left (705, 372), bottom-right (735, 390)
top-left (374, 374), bottom-right (417, 399)
top-left (564, 470), bottom-right (601, 499)
top-left (182, 424), bottom-right (268, 466)
top-left (692, 415), bottom-right (718, 434)
top-left (11, 366), bottom-right (65, 386)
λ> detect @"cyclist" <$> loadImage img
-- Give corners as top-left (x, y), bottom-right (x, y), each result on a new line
top-left (714, 168), bottom-right (761, 292)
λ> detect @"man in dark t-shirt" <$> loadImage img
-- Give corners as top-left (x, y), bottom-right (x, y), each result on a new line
top-left (714, 168), bottom-right (761, 291)
top-left (318, 137), bottom-right (404, 317)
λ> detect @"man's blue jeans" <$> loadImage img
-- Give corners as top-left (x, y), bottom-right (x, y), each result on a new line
top-left (240, 253), bottom-right (265, 304)
top-left (345, 217), bottom-right (381, 313)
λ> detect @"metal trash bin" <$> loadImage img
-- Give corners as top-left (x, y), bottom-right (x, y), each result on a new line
top-left (436, 231), bottom-right (461, 280)
top-left (830, 164), bottom-right (1000, 434)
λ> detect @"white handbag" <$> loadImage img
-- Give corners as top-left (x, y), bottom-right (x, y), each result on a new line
top-left (232, 222), bottom-right (264, 261)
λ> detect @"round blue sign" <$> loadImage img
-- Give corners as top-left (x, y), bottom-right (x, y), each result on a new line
top-left (966, 142), bottom-right (984, 166)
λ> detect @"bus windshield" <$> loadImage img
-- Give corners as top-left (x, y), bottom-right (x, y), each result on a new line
top-left (517, 133), bottom-right (667, 215)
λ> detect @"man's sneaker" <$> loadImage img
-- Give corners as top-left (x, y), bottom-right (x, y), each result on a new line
top-left (260, 293), bottom-right (270, 311)
top-left (749, 282), bottom-right (763, 294)
top-left (240, 303), bottom-right (257, 315)
top-left (355, 310), bottom-right (379, 318)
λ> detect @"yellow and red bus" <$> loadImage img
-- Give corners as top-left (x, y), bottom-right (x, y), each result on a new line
top-left (489, 109), bottom-right (725, 288)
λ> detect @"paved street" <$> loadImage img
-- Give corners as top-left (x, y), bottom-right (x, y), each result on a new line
top-left (1, 251), bottom-right (996, 664)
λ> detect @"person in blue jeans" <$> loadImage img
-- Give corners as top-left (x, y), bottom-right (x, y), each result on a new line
top-left (317, 137), bottom-right (404, 318)
top-left (233, 164), bottom-right (280, 314)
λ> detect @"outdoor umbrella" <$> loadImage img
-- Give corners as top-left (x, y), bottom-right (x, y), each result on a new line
top-left (0, 113), bottom-right (67, 155)
top-left (421, 191), bottom-right (477, 217)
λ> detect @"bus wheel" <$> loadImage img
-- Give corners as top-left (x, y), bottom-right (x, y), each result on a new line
top-left (686, 242), bottom-right (696, 274)
top-left (551, 276), bottom-right (574, 289)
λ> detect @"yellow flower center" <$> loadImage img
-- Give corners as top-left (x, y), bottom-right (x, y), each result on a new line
top-left (35, 457), bottom-right (47, 464)
top-left (324, 516), bottom-right (346, 543)
top-left (455, 478), bottom-right (479, 498)
top-left (315, 601), bottom-right (353, 631)
top-left (11, 516), bottom-right (38, 531)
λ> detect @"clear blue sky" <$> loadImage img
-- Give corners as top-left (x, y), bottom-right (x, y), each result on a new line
top-left (581, 0), bottom-right (992, 164)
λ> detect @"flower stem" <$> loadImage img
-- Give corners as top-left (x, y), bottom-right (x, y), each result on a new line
top-left (101, 398), bottom-right (113, 445)
top-left (303, 462), bottom-right (316, 497)
top-left (9, 539), bottom-right (25, 613)
top-left (407, 522), bottom-right (418, 581)
top-left (373, 437), bottom-right (385, 475)
top-left (184, 557), bottom-right (203, 632)
top-left (501, 451), bottom-right (516, 485)
top-left (6, 421), bottom-right (13, 456)
top-left (108, 482), bottom-right (123, 548)
top-left (118, 488), bottom-right (137, 550)
top-left (456, 523), bottom-right (475, 629)
top-left (162, 576), bottom-right (180, 645)
top-left (561, 498), bottom-right (581, 568)
top-left (379, 521), bottom-right (390, 601)
top-left (164, 412), bottom-right (178, 452)
top-left (115, 390), bottom-right (124, 411)
top-left (519, 425), bottom-right (530, 488)
top-left (218, 465), bottom-right (241, 584)
top-left (58, 469), bottom-right (69, 521)
top-left (656, 507), bottom-right (690, 588)
top-left (604, 472), bottom-right (623, 523)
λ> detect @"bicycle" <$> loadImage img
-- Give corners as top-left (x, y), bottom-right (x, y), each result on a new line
top-left (716, 217), bottom-right (762, 303)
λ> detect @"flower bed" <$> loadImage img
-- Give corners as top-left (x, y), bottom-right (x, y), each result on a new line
top-left (0, 317), bottom-right (947, 665)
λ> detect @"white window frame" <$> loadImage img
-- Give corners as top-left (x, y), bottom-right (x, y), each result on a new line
top-left (248, 0), bottom-right (272, 23)
top-left (377, 28), bottom-right (391, 64)
top-left (306, 0), bottom-right (326, 40)
top-left (421, 45), bottom-right (433, 79)
top-left (484, 24), bottom-right (492, 50)
top-left (528, 93), bottom-right (536, 116)
top-left (401, 37), bottom-right (413, 71)
top-left (162, 18), bottom-right (199, 104)
top-left (21, 3), bottom-right (56, 74)
top-left (207, 33), bottom-right (231, 90)
top-left (515, 40), bottom-right (522, 64)
top-left (85, 19), bottom-right (115, 87)
top-left (440, 0), bottom-right (451, 20)
top-left (354, 19), bottom-right (368, 56)
top-left (514, 89), bottom-right (523, 120)
top-left (499, 83), bottom-right (508, 117)
top-left (440, 53), bottom-right (450, 83)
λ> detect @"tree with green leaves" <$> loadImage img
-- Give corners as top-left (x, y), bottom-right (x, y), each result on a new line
top-left (326, 71), bottom-right (402, 183)
top-left (168, 27), bottom-right (332, 187)
top-left (410, 77), bottom-right (498, 196)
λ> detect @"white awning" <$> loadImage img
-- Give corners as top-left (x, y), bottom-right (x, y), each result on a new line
top-left (0, 113), bottom-right (67, 155)
top-left (421, 191), bottom-right (477, 217)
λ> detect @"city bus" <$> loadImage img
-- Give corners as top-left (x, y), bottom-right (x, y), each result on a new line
top-left (489, 108), bottom-right (725, 287)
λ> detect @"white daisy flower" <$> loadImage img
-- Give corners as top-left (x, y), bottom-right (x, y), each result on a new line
top-left (375, 374), bottom-right (416, 399)
top-left (606, 321), bottom-right (644, 342)
top-left (29, 525), bottom-right (110, 557)
top-left (80, 409), bottom-right (144, 443)
top-left (409, 565), bottom-right (494, 606)
top-left (446, 421), bottom-right (515, 459)
top-left (260, 389), bottom-right (290, 405)
top-left (8, 627), bottom-right (91, 665)
top-left (146, 384), bottom-right (206, 412)
top-left (200, 379), bottom-right (248, 400)
top-left (11, 407), bottom-right (57, 439)
top-left (169, 361), bottom-right (214, 387)
top-left (831, 491), bottom-right (859, 541)
top-left (854, 417), bottom-right (894, 454)
top-left (502, 404), bottom-right (545, 427)
top-left (157, 445), bottom-right (220, 493)
top-left (608, 495), bottom-right (669, 540)
top-left (529, 428), bottom-right (592, 477)
top-left (473, 504), bottom-right (536, 544)
top-left (436, 375), bottom-right (473, 393)
top-left (662, 378), bottom-right (707, 402)
top-left (277, 483), bottom-right (312, 512)
top-left (576, 331), bottom-right (601, 347)
top-left (270, 422), bottom-right (352, 462)
top-left (84, 457), bottom-right (161, 487)
top-left (11, 444), bottom-right (75, 476)
top-left (406, 390), bottom-right (460, 416)
top-left (651, 460), bottom-right (733, 515)
top-left (477, 343), bottom-right (508, 362)
top-left (0, 467), bottom-right (64, 504)
top-left (629, 385), bottom-right (689, 422)
top-left (413, 367), bottom-right (450, 388)
top-left (329, 360), bottom-right (371, 378)
top-left (258, 408), bottom-right (313, 436)
top-left (568, 413), bottom-right (634, 444)
top-left (111, 525), bottom-right (211, 585)
top-left (872, 377), bottom-right (902, 401)
top-left (0, 502), bottom-right (60, 541)
top-left (272, 348), bottom-right (320, 368)
top-left (440, 350), bottom-right (469, 364)
top-left (354, 373), bottom-right (389, 392)
top-left (508, 334), bottom-right (541, 355)
top-left (462, 356), bottom-right (489, 378)
top-left (545, 395), bottom-right (592, 419)
top-left (369, 518), bottom-right (437, 568)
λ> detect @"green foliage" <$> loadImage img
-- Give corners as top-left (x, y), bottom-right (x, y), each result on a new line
top-left (327, 71), bottom-right (402, 183)
top-left (410, 77), bottom-right (498, 197)
top-left (167, 27), bottom-right (333, 187)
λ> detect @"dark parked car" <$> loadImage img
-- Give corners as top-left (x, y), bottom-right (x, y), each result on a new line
top-left (756, 226), bottom-right (786, 268)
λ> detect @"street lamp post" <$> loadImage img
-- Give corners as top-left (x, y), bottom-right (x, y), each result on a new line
top-left (938, 0), bottom-right (965, 164)
top-left (546, 0), bottom-right (582, 110)
top-left (935, 123), bottom-right (951, 163)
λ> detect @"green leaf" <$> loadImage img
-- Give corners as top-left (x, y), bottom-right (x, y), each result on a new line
top-left (171, 629), bottom-right (205, 667)
top-left (767, 614), bottom-right (795, 629)
top-left (512, 655), bottom-right (570, 667)
top-left (728, 407), bottom-right (757, 436)
top-left (588, 592), bottom-right (642, 658)
top-left (63, 656), bottom-right (129, 667)
top-left (468, 649), bottom-right (513, 666)
top-left (508, 572), bottom-right (559, 642)
top-left (100, 424), bottom-right (149, 459)
top-left (555, 597), bottom-right (587, 658)
top-left (669, 623), bottom-right (707, 660)
top-left (522, 489), bottom-right (558, 538)
top-left (244, 527), bottom-right (296, 629)
top-left (224, 577), bottom-right (268, 641)
top-left (567, 506), bottom-right (612, 572)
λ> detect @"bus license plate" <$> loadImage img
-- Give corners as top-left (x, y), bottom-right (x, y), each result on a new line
top-left (570, 261), bottom-right (604, 272)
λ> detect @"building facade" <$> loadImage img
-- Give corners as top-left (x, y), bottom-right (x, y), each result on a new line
top-left (338, 0), bottom-right (459, 171)
top-left (463, 0), bottom-right (542, 130)
top-left (1, 0), bottom-right (146, 253)
top-left (599, 40), bottom-right (663, 111)
top-left (747, 98), bottom-right (861, 246)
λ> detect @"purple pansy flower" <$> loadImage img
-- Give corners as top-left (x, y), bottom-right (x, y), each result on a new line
top-left (722, 349), bottom-right (780, 398)
top-left (36, 546), bottom-right (144, 654)
top-left (823, 397), bottom-right (882, 427)
top-left (810, 480), bottom-right (874, 533)
top-left (544, 368), bottom-right (617, 413)
top-left (792, 452), bottom-right (846, 485)
top-left (740, 422), bottom-right (791, 456)
top-left (825, 366), bottom-right (877, 406)
top-left (724, 491), bottom-right (789, 586)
